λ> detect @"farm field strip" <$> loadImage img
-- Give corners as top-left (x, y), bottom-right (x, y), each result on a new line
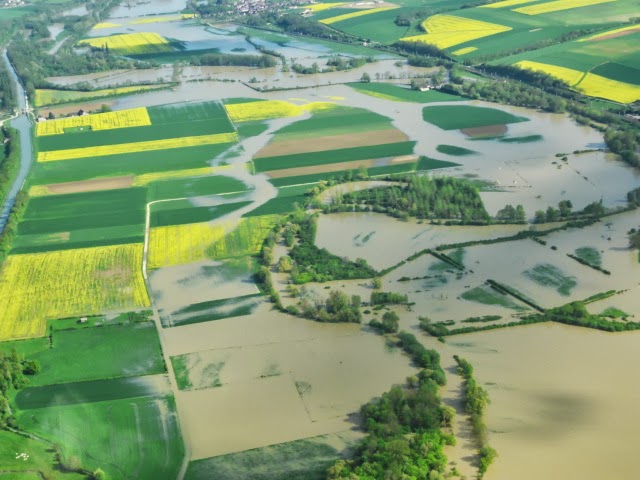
top-left (37, 132), bottom-right (239, 162)
top-left (253, 141), bottom-right (416, 172)
top-left (79, 32), bottom-right (175, 55)
top-left (302, 2), bottom-right (346, 12)
top-left (422, 105), bottom-right (528, 130)
top-left (36, 107), bottom-right (151, 136)
top-left (148, 215), bottom-right (279, 268)
top-left (224, 100), bottom-right (335, 123)
top-left (34, 84), bottom-right (171, 107)
top-left (17, 395), bottom-right (184, 480)
top-left (579, 24), bottom-right (640, 41)
top-left (400, 14), bottom-right (512, 49)
top-left (576, 73), bottom-right (640, 103)
top-left (28, 175), bottom-right (135, 197)
top-left (348, 83), bottom-right (463, 103)
top-left (254, 128), bottom-right (408, 158)
top-left (513, 0), bottom-right (615, 14)
top-left (0, 244), bottom-right (149, 340)
top-left (452, 46), bottom-right (478, 55)
top-left (515, 60), bottom-right (640, 102)
top-left (480, 0), bottom-right (538, 7)
top-left (319, 6), bottom-right (398, 24)
top-left (161, 293), bottom-right (263, 328)
top-left (133, 165), bottom-right (232, 186)
top-left (515, 60), bottom-right (585, 85)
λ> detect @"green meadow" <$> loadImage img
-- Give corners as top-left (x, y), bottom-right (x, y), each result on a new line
top-left (422, 105), bottom-right (528, 130)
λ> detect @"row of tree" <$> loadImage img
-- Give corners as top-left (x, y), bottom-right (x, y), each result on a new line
top-left (332, 175), bottom-right (490, 223)
top-left (328, 332), bottom-right (452, 479)
top-left (288, 214), bottom-right (377, 284)
top-left (453, 356), bottom-right (497, 478)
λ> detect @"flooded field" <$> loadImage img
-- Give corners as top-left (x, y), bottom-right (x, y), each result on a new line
top-left (166, 304), bottom-right (415, 459)
top-left (439, 324), bottom-right (640, 480)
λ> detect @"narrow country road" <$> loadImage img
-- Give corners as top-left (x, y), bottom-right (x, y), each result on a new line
top-left (0, 48), bottom-right (34, 233)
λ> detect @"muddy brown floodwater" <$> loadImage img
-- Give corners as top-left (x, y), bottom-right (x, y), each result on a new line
top-left (436, 323), bottom-right (640, 480)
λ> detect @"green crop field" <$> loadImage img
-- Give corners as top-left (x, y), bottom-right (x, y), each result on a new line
top-left (151, 199), bottom-right (251, 227)
top-left (244, 185), bottom-right (310, 216)
top-left (148, 175), bottom-right (249, 202)
top-left (185, 434), bottom-right (353, 480)
top-left (14, 188), bottom-right (146, 251)
top-left (436, 145), bottom-right (477, 156)
top-left (159, 293), bottom-right (263, 327)
top-left (268, 162), bottom-right (424, 187)
top-left (272, 106), bottom-right (394, 140)
top-left (17, 395), bottom-right (184, 480)
top-left (16, 375), bottom-right (167, 409)
top-left (349, 82), bottom-right (463, 103)
top-left (416, 156), bottom-right (461, 171)
top-left (254, 141), bottom-right (416, 172)
top-left (422, 105), bottom-right (528, 130)
top-left (0, 430), bottom-right (84, 480)
top-left (326, 8), bottom-right (415, 44)
top-left (461, 285), bottom-right (529, 310)
top-left (0, 322), bottom-right (165, 386)
top-left (29, 143), bottom-right (232, 185)
top-left (524, 263), bottom-right (577, 296)
top-left (38, 108), bottom-right (235, 152)
top-left (12, 224), bottom-right (144, 253)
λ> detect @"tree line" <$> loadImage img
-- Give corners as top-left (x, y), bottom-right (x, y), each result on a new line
top-left (328, 331), bottom-right (452, 479)
top-left (453, 356), bottom-right (497, 478)
top-left (327, 175), bottom-right (490, 223)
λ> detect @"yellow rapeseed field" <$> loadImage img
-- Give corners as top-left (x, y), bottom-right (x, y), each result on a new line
top-left (79, 32), bottom-right (174, 55)
top-left (514, 0), bottom-right (615, 15)
top-left (480, 0), bottom-right (537, 8)
top-left (93, 22), bottom-right (121, 29)
top-left (578, 24), bottom-right (640, 41)
top-left (225, 100), bottom-right (335, 123)
top-left (38, 132), bottom-right (239, 162)
top-left (400, 14), bottom-right (511, 50)
top-left (131, 13), bottom-right (197, 24)
top-left (35, 85), bottom-right (169, 107)
top-left (27, 185), bottom-right (51, 197)
top-left (36, 107), bottom-right (151, 136)
top-left (514, 61), bottom-right (584, 86)
top-left (133, 166), bottom-right (232, 186)
top-left (576, 74), bottom-right (640, 103)
top-left (0, 244), bottom-right (150, 340)
top-left (452, 46), bottom-right (477, 55)
top-left (148, 215), bottom-right (279, 268)
top-left (302, 2), bottom-right (345, 12)
top-left (319, 6), bottom-right (398, 24)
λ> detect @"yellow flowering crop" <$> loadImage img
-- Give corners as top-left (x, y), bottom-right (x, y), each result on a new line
top-left (27, 185), bottom-right (51, 197)
top-left (36, 107), bottom-right (151, 136)
top-left (400, 14), bottom-right (511, 50)
top-left (515, 61), bottom-right (584, 86)
top-left (576, 74), bottom-right (640, 104)
top-left (480, 0), bottom-right (537, 7)
top-left (578, 24), bottom-right (640, 41)
top-left (0, 245), bottom-right (149, 340)
top-left (79, 32), bottom-right (173, 55)
top-left (131, 13), bottom-right (197, 24)
top-left (93, 22), bottom-right (121, 29)
top-left (452, 46), bottom-right (477, 55)
top-left (302, 2), bottom-right (345, 12)
top-left (133, 165), bottom-right (232, 186)
top-left (514, 0), bottom-right (615, 15)
top-left (148, 215), bottom-right (279, 269)
top-left (38, 132), bottom-right (239, 162)
top-left (35, 85), bottom-right (170, 107)
top-left (514, 61), bottom-right (639, 103)
top-left (225, 100), bottom-right (335, 123)
top-left (320, 6), bottom-right (398, 24)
